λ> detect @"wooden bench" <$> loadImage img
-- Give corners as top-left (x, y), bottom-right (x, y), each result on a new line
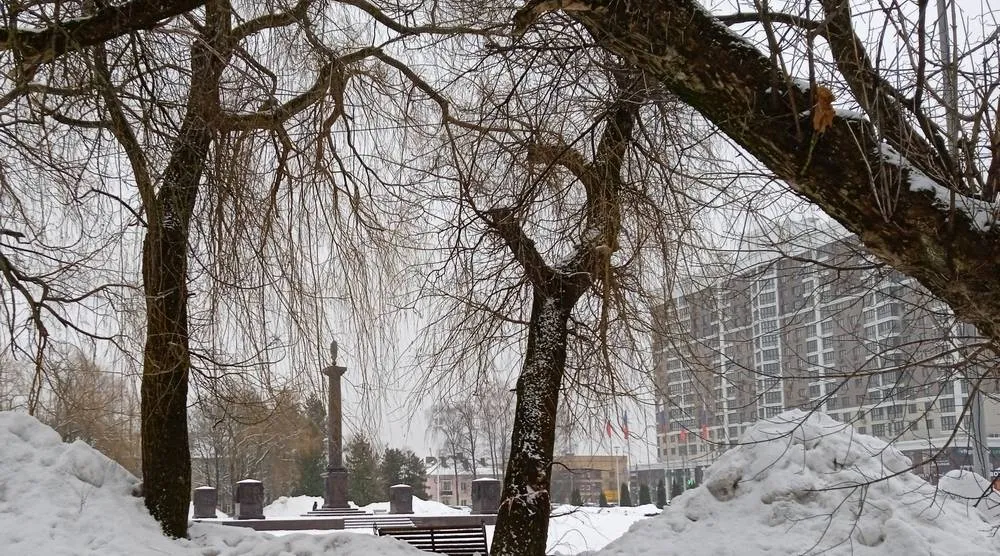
top-left (375, 523), bottom-right (489, 556)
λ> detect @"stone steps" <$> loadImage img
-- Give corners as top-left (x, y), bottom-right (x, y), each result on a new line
top-left (302, 507), bottom-right (367, 517)
top-left (343, 516), bottom-right (415, 529)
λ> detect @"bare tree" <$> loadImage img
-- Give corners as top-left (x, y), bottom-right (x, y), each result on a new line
top-left (1, 0), bottom-right (450, 537)
top-left (512, 0), bottom-right (1000, 349)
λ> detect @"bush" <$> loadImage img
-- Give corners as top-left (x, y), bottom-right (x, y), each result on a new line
top-left (655, 478), bottom-right (667, 508)
top-left (619, 483), bottom-right (632, 507)
top-left (638, 483), bottom-right (651, 506)
top-left (670, 479), bottom-right (683, 499)
top-left (570, 488), bottom-right (583, 506)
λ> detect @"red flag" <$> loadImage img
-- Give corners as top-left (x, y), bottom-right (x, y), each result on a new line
top-left (606, 420), bottom-right (614, 438)
top-left (679, 428), bottom-right (687, 442)
top-left (621, 412), bottom-right (629, 439)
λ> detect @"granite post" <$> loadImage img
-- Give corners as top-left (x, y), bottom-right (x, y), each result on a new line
top-left (323, 340), bottom-right (350, 509)
top-left (234, 479), bottom-right (265, 519)
top-left (471, 478), bottom-right (501, 514)
top-left (192, 486), bottom-right (217, 519)
top-left (389, 484), bottom-right (413, 514)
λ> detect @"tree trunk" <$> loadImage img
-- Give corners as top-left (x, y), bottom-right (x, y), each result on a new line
top-left (140, 6), bottom-right (228, 536)
top-left (493, 294), bottom-right (574, 556)
top-left (140, 221), bottom-right (194, 538)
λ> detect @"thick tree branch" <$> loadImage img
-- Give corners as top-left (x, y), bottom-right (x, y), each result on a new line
top-left (817, 0), bottom-right (955, 187)
top-left (485, 207), bottom-right (559, 291)
top-left (1, 0), bottom-right (205, 63)
top-left (230, 0), bottom-right (309, 42)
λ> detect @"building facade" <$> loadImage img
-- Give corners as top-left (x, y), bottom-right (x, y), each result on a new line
top-left (550, 454), bottom-right (629, 505)
top-left (425, 461), bottom-right (502, 507)
top-left (652, 235), bottom-right (1000, 485)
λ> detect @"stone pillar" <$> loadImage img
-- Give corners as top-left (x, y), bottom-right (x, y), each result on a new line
top-left (323, 339), bottom-right (350, 509)
top-left (471, 478), bottom-right (501, 514)
top-left (389, 484), bottom-right (413, 514)
top-left (234, 479), bottom-right (265, 519)
top-left (192, 486), bottom-right (217, 519)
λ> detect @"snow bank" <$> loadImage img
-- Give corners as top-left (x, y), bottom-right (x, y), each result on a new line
top-left (938, 469), bottom-right (1000, 522)
top-left (360, 496), bottom-right (469, 516)
top-left (188, 523), bottom-right (425, 555)
top-left (0, 411), bottom-right (182, 556)
top-left (262, 495), bottom-right (326, 517)
top-left (592, 410), bottom-right (1000, 555)
top-left (0, 411), bottom-right (428, 556)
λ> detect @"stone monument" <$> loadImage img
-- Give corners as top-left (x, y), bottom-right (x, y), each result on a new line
top-left (389, 484), bottom-right (413, 514)
top-left (192, 486), bottom-right (217, 519)
top-left (323, 340), bottom-right (350, 509)
top-left (234, 479), bottom-right (265, 519)
top-left (471, 478), bottom-right (501, 514)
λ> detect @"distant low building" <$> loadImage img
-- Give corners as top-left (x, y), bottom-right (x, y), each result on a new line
top-left (424, 457), bottom-right (501, 507)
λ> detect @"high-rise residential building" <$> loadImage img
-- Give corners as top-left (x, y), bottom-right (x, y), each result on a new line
top-left (651, 232), bottom-right (1000, 486)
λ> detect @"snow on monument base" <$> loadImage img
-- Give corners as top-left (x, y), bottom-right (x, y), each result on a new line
top-left (592, 409), bottom-right (1000, 555)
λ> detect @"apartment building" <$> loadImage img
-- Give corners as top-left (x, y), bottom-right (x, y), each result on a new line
top-left (652, 233), bottom-right (1000, 485)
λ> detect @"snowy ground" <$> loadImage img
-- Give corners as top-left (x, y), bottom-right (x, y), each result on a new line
top-left (259, 495), bottom-right (654, 553)
top-left (4, 409), bottom-right (1000, 555)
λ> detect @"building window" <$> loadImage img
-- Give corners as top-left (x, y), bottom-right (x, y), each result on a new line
top-left (941, 416), bottom-right (957, 430)
top-left (925, 419), bottom-right (934, 430)
top-left (872, 424), bottom-right (886, 437)
top-left (939, 398), bottom-right (955, 412)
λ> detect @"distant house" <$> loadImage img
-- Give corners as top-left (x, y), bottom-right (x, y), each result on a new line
top-left (424, 456), bottom-right (501, 507)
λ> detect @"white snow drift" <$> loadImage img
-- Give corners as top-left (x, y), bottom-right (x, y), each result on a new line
top-left (4, 408), bottom-right (1000, 555)
top-left (0, 411), bottom-right (422, 556)
top-left (593, 409), bottom-right (1000, 555)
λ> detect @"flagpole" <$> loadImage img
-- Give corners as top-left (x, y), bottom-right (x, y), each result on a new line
top-left (614, 445), bottom-right (620, 504)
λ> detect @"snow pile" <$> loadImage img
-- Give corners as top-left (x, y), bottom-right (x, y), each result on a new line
top-left (0, 411), bottom-right (429, 556)
top-left (187, 523), bottom-right (425, 555)
top-left (938, 469), bottom-right (1000, 522)
top-left (360, 496), bottom-right (469, 516)
top-left (0, 411), bottom-right (182, 556)
top-left (262, 495), bottom-right (326, 517)
top-left (593, 410), bottom-right (1000, 555)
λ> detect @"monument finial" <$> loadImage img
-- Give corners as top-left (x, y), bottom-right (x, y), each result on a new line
top-left (330, 339), bottom-right (338, 365)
